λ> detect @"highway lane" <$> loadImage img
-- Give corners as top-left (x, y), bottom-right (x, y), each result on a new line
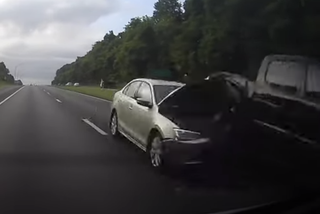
top-left (0, 85), bottom-right (306, 214)
top-left (41, 86), bottom-right (111, 133)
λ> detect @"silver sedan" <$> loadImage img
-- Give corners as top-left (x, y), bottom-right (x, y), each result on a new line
top-left (110, 78), bottom-right (213, 169)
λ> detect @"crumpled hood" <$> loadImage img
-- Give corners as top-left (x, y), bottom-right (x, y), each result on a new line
top-left (158, 78), bottom-right (239, 139)
top-left (160, 109), bottom-right (223, 138)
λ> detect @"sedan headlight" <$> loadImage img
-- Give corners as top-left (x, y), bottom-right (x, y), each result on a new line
top-left (173, 128), bottom-right (201, 141)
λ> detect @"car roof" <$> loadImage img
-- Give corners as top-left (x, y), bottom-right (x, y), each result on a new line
top-left (134, 78), bottom-right (184, 87)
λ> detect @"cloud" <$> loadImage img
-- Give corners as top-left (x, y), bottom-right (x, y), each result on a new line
top-left (0, 0), bottom-right (120, 84)
top-left (0, 0), bottom-right (157, 85)
top-left (0, 0), bottom-right (118, 33)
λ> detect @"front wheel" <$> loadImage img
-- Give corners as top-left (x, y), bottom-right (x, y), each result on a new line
top-left (149, 135), bottom-right (165, 168)
top-left (110, 112), bottom-right (119, 137)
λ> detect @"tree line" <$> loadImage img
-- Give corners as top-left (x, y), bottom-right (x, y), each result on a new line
top-left (52, 0), bottom-right (320, 86)
top-left (0, 62), bottom-right (15, 84)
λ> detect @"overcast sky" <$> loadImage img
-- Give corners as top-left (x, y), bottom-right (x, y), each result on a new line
top-left (0, 0), bottom-right (157, 85)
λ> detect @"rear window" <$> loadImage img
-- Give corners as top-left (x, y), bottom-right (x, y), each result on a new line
top-left (266, 61), bottom-right (306, 91)
top-left (153, 85), bottom-right (180, 104)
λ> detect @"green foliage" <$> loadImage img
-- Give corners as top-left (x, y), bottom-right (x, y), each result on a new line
top-left (0, 62), bottom-right (15, 84)
top-left (5, 74), bottom-right (14, 84)
top-left (52, 0), bottom-right (320, 85)
top-left (0, 81), bottom-right (8, 89)
top-left (62, 86), bottom-right (117, 101)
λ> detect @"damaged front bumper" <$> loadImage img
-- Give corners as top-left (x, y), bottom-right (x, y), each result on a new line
top-left (162, 138), bottom-right (212, 165)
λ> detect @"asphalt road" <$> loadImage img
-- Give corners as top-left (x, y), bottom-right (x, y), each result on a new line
top-left (0, 85), bottom-right (314, 214)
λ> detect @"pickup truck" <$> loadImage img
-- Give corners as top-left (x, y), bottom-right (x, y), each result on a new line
top-left (239, 55), bottom-right (320, 173)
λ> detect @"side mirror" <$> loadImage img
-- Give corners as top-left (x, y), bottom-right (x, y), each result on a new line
top-left (137, 98), bottom-right (153, 108)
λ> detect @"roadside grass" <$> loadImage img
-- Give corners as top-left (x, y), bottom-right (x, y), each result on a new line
top-left (61, 86), bottom-right (118, 101)
top-left (0, 81), bottom-right (9, 89)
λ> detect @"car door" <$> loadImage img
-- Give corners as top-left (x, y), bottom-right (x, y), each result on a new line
top-left (119, 81), bottom-right (142, 137)
top-left (301, 63), bottom-right (320, 143)
top-left (115, 84), bottom-right (130, 130)
top-left (130, 82), bottom-right (155, 147)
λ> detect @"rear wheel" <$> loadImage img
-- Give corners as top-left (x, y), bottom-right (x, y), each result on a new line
top-left (110, 112), bottom-right (119, 137)
top-left (149, 134), bottom-right (164, 168)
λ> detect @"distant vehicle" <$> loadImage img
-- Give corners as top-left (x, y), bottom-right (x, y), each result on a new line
top-left (14, 80), bottom-right (23, 86)
top-left (74, 83), bottom-right (80, 87)
top-left (110, 79), bottom-right (185, 168)
top-left (65, 82), bottom-right (73, 86)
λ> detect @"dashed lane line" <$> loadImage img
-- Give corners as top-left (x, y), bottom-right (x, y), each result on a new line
top-left (82, 119), bottom-right (108, 136)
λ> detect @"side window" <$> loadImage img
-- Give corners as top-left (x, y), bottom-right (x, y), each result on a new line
top-left (306, 64), bottom-right (320, 97)
top-left (136, 82), bottom-right (152, 103)
top-left (123, 86), bottom-right (130, 95)
top-left (124, 81), bottom-right (141, 98)
top-left (266, 61), bottom-right (305, 91)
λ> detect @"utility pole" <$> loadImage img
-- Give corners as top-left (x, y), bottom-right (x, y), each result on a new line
top-left (14, 62), bottom-right (25, 80)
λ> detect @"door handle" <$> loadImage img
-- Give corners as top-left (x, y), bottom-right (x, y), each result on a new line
top-left (129, 105), bottom-right (133, 110)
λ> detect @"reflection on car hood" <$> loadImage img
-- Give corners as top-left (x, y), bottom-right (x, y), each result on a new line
top-left (161, 109), bottom-right (223, 139)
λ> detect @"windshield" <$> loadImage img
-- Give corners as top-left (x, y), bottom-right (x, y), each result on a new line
top-left (153, 85), bottom-right (180, 104)
top-left (2, 0), bottom-right (320, 213)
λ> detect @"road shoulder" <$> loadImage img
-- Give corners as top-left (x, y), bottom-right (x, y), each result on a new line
top-left (58, 86), bottom-right (117, 102)
top-left (0, 86), bottom-right (23, 104)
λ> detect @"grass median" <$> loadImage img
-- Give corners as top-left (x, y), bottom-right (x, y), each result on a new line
top-left (61, 86), bottom-right (118, 101)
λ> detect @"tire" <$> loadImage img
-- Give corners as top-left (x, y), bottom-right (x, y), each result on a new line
top-left (110, 111), bottom-right (120, 137)
top-left (148, 134), bottom-right (165, 169)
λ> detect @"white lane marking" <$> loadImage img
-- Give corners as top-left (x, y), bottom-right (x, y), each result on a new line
top-left (55, 87), bottom-right (112, 103)
top-left (0, 86), bottom-right (25, 106)
top-left (56, 99), bottom-right (62, 103)
top-left (82, 119), bottom-right (108, 136)
top-left (47, 92), bottom-right (51, 96)
top-left (185, 161), bottom-right (203, 165)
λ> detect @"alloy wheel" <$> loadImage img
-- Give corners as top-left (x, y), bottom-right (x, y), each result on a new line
top-left (150, 136), bottom-right (163, 167)
top-left (110, 114), bottom-right (118, 136)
